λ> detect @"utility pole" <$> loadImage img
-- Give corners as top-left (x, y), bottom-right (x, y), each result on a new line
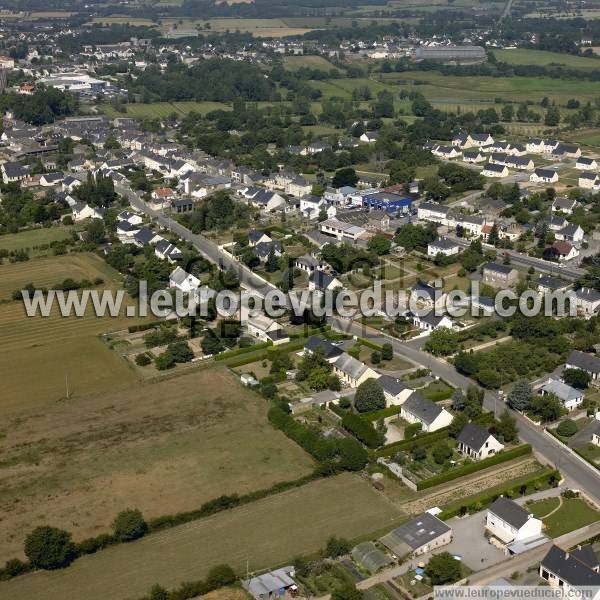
top-left (65, 373), bottom-right (70, 400)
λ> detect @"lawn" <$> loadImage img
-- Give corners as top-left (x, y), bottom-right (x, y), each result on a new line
top-left (526, 497), bottom-right (560, 518)
top-left (529, 497), bottom-right (600, 537)
top-left (0, 474), bottom-right (403, 600)
top-left (494, 48), bottom-right (600, 70)
top-left (0, 367), bottom-right (316, 564)
top-left (0, 253), bottom-right (148, 411)
top-left (0, 226), bottom-right (74, 253)
top-left (100, 100), bottom-right (233, 119)
top-left (283, 55), bottom-right (339, 72)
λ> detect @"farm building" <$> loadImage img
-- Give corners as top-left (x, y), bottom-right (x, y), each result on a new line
top-left (415, 45), bottom-right (486, 62)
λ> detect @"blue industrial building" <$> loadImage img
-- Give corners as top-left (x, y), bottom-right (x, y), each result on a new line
top-left (362, 191), bottom-right (413, 213)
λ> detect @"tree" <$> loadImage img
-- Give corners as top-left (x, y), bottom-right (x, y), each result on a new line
top-left (426, 552), bottom-right (462, 585)
top-left (113, 509), bottom-right (147, 542)
top-left (205, 564), bottom-right (236, 589)
top-left (326, 536), bottom-right (351, 558)
top-left (154, 351), bottom-right (175, 370)
top-left (529, 393), bottom-right (564, 422)
top-left (85, 218), bottom-right (105, 244)
top-left (562, 368), bottom-right (591, 390)
top-left (496, 411), bottom-right (518, 443)
top-left (487, 223), bottom-right (500, 246)
top-left (451, 389), bottom-right (465, 411)
top-left (332, 167), bottom-right (358, 188)
top-left (382, 343), bottom-right (393, 361)
top-left (424, 327), bottom-right (459, 356)
top-left (371, 350), bottom-right (381, 364)
top-left (265, 247), bottom-right (279, 272)
top-left (545, 106), bottom-right (560, 126)
top-left (557, 419), bottom-right (578, 437)
top-left (354, 378), bottom-right (386, 413)
top-left (368, 234), bottom-right (391, 256)
top-left (449, 412), bottom-right (469, 438)
top-left (432, 442), bottom-right (452, 464)
top-left (507, 379), bottom-right (532, 411)
top-left (331, 583), bottom-right (363, 600)
top-left (337, 437), bottom-right (368, 471)
top-left (24, 526), bottom-right (76, 570)
top-left (167, 340), bottom-right (194, 363)
top-left (149, 585), bottom-right (169, 600)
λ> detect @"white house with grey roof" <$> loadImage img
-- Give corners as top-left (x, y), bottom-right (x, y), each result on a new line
top-left (401, 394), bottom-right (453, 432)
top-left (302, 336), bottom-right (344, 363)
top-left (457, 423), bottom-right (504, 460)
top-left (566, 350), bottom-right (600, 382)
top-left (540, 545), bottom-right (600, 596)
top-left (377, 374), bottom-right (415, 406)
top-left (427, 237), bottom-right (461, 258)
top-left (540, 378), bottom-right (583, 411)
top-left (332, 353), bottom-right (378, 388)
top-left (379, 511), bottom-right (452, 557)
top-left (530, 168), bottom-right (559, 184)
top-left (575, 287), bottom-right (600, 318)
top-left (576, 157), bottom-right (598, 171)
top-left (169, 267), bottom-right (200, 294)
top-left (485, 497), bottom-right (542, 547)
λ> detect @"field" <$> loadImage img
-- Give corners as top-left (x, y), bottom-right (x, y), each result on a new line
top-left (283, 55), bottom-right (339, 72)
top-left (160, 17), bottom-right (315, 37)
top-left (100, 100), bottom-right (233, 119)
top-left (0, 474), bottom-right (403, 600)
top-left (0, 253), bottom-right (147, 411)
top-left (379, 71), bottom-right (600, 104)
top-left (494, 48), bottom-right (600, 70)
top-left (0, 226), bottom-right (74, 252)
top-left (0, 367), bottom-right (315, 563)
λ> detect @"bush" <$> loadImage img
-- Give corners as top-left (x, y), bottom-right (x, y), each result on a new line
top-left (404, 422), bottom-right (422, 439)
top-left (155, 351), bottom-right (175, 370)
top-left (556, 419), bottom-right (578, 438)
top-left (135, 353), bottom-right (151, 366)
top-left (342, 412), bottom-right (383, 448)
top-left (326, 536), bottom-right (351, 558)
top-left (354, 378), bottom-right (386, 413)
top-left (24, 526), bottom-right (76, 570)
top-left (205, 564), bottom-right (237, 589)
top-left (76, 534), bottom-right (114, 555)
top-left (112, 509), bottom-right (148, 542)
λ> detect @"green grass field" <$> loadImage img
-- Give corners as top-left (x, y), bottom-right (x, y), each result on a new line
top-left (283, 55), bottom-right (339, 72)
top-left (100, 100), bottom-right (233, 119)
top-left (0, 474), bottom-right (403, 600)
top-left (379, 71), bottom-right (600, 103)
top-left (0, 226), bottom-right (74, 252)
top-left (494, 48), bottom-right (600, 70)
top-left (528, 497), bottom-right (600, 537)
top-left (0, 367), bottom-right (315, 564)
top-left (0, 253), bottom-right (147, 411)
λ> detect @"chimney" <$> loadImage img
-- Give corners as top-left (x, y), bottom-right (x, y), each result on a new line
top-left (565, 552), bottom-right (570, 560)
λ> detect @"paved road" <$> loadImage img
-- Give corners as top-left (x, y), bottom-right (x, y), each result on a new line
top-left (330, 318), bottom-right (600, 505)
top-left (116, 184), bottom-right (277, 298)
top-left (445, 233), bottom-right (584, 280)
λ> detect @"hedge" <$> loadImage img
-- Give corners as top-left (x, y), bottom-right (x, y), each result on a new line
top-left (357, 337), bottom-right (383, 351)
top-left (417, 444), bottom-right (532, 490)
top-left (438, 468), bottom-right (560, 520)
top-left (341, 412), bottom-right (382, 448)
top-left (128, 320), bottom-right (167, 334)
top-left (376, 428), bottom-right (451, 457)
top-left (214, 341), bottom-right (271, 361)
top-left (360, 405), bottom-right (402, 422)
top-left (222, 338), bottom-right (308, 368)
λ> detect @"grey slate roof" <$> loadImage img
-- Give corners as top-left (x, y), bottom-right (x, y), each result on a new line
top-left (541, 545), bottom-right (600, 587)
top-left (483, 262), bottom-right (514, 275)
top-left (567, 350), bottom-right (600, 374)
top-left (402, 393), bottom-right (443, 425)
top-left (457, 422), bottom-right (494, 452)
top-left (377, 374), bottom-right (411, 398)
top-left (540, 379), bottom-right (582, 403)
top-left (488, 497), bottom-right (532, 529)
top-left (380, 512), bottom-right (451, 554)
top-left (333, 352), bottom-right (371, 380)
top-left (304, 335), bottom-right (344, 360)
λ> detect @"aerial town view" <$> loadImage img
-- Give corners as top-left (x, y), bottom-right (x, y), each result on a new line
top-left (1, 0), bottom-right (600, 598)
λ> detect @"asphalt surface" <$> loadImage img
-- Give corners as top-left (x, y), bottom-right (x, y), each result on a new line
top-left (330, 317), bottom-right (600, 505)
top-left (119, 188), bottom-right (600, 504)
top-left (117, 184), bottom-right (277, 297)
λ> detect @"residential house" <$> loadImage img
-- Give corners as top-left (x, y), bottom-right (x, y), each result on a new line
top-left (1, 161), bottom-right (30, 183)
top-left (417, 202), bottom-right (455, 227)
top-left (410, 280), bottom-right (448, 310)
top-left (575, 287), bottom-right (600, 318)
top-left (452, 132), bottom-right (473, 148)
top-left (320, 218), bottom-right (366, 242)
top-left (547, 241), bottom-right (579, 262)
top-left (248, 189), bottom-right (286, 212)
top-left (457, 423), bottom-right (504, 460)
top-left (576, 157), bottom-right (598, 171)
top-left (246, 314), bottom-right (286, 344)
top-left (536, 275), bottom-right (570, 296)
top-left (400, 394), bottom-right (453, 432)
top-left (471, 133), bottom-right (495, 147)
top-left (526, 138), bottom-right (545, 154)
top-left (482, 263), bottom-right (519, 288)
top-left (409, 311), bottom-right (454, 332)
top-left (377, 374), bottom-right (415, 406)
top-left (540, 378), bottom-right (583, 411)
top-left (543, 140), bottom-right (560, 154)
top-left (552, 143), bottom-right (581, 159)
top-left (530, 168), bottom-right (559, 184)
top-left (39, 172), bottom-right (64, 187)
top-left (295, 254), bottom-right (322, 274)
top-left (555, 224), bottom-right (584, 244)
top-left (591, 421), bottom-right (600, 446)
top-left (579, 173), bottom-right (600, 190)
top-left (552, 197), bottom-right (578, 215)
top-left (463, 149), bottom-right (486, 164)
top-left (118, 210), bottom-right (143, 226)
top-left (248, 230), bottom-right (272, 247)
top-left (332, 353), bottom-right (379, 388)
top-left (360, 131), bottom-right (379, 143)
top-left (485, 497), bottom-right (543, 547)
top-left (482, 163), bottom-right (509, 178)
top-left (506, 156), bottom-right (534, 171)
top-left (116, 220), bottom-right (140, 242)
top-left (72, 203), bottom-right (105, 222)
top-left (565, 350), bottom-right (600, 382)
top-left (308, 271), bottom-right (343, 292)
top-left (154, 239), bottom-right (182, 264)
top-left (367, 210), bottom-right (391, 231)
top-left (133, 227), bottom-right (162, 248)
top-left (427, 238), bottom-right (461, 257)
top-left (539, 545), bottom-right (600, 595)
top-left (169, 267), bottom-right (200, 294)
top-left (379, 512), bottom-right (452, 558)
top-left (302, 336), bottom-right (344, 363)
top-left (300, 194), bottom-right (327, 219)
top-left (432, 145), bottom-right (462, 159)
top-left (254, 240), bottom-right (282, 263)
top-left (287, 176), bottom-right (313, 198)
